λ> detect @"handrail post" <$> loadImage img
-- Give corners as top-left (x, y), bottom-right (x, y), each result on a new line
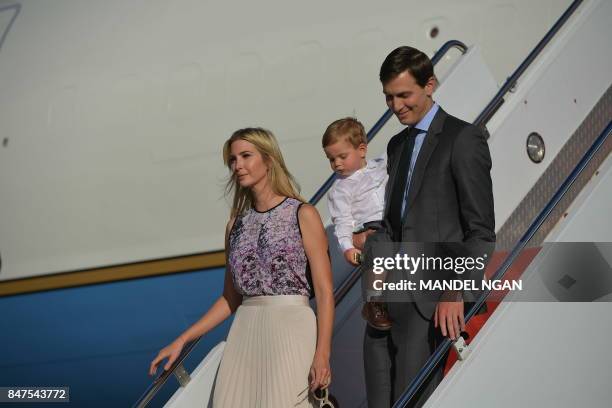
top-left (173, 364), bottom-right (191, 387)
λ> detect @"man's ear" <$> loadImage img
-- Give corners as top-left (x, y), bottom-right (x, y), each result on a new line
top-left (425, 76), bottom-right (436, 96)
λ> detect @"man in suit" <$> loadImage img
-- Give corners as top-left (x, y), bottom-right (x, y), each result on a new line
top-left (361, 46), bottom-right (496, 407)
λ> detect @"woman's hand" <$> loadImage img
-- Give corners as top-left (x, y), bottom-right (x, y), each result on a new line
top-left (309, 351), bottom-right (332, 391)
top-left (149, 337), bottom-right (186, 376)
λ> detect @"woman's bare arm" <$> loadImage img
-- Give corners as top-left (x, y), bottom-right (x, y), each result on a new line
top-left (177, 218), bottom-right (241, 342)
top-left (149, 218), bottom-right (242, 375)
top-left (298, 204), bottom-right (335, 390)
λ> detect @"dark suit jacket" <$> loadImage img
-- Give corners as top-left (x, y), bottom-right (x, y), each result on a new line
top-left (381, 106), bottom-right (496, 318)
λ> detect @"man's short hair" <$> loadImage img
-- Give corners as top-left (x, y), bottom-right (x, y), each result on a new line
top-left (322, 117), bottom-right (367, 148)
top-left (379, 46), bottom-right (434, 87)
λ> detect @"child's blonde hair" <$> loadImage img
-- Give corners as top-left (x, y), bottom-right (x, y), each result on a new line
top-left (322, 117), bottom-right (367, 148)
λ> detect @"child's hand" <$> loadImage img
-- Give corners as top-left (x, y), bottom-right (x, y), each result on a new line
top-left (353, 229), bottom-right (375, 250)
top-left (344, 248), bottom-right (362, 266)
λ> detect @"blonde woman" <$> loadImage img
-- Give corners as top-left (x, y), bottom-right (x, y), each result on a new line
top-left (149, 128), bottom-right (334, 407)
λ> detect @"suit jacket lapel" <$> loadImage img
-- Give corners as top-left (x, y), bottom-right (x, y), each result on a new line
top-left (403, 107), bottom-right (447, 218)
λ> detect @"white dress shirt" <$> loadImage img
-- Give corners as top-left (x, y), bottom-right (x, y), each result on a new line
top-left (327, 156), bottom-right (388, 252)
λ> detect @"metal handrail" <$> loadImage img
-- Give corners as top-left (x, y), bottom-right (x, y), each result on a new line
top-left (132, 339), bottom-right (199, 408)
top-left (393, 120), bottom-right (610, 408)
top-left (133, 40), bottom-right (469, 408)
top-left (308, 40), bottom-right (467, 206)
top-left (0, 3), bottom-right (21, 54)
top-left (473, 0), bottom-right (583, 127)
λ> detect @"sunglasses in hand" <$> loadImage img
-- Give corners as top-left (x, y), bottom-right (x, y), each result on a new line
top-left (313, 387), bottom-right (335, 408)
top-left (297, 386), bottom-right (336, 408)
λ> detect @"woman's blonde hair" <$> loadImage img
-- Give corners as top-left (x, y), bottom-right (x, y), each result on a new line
top-left (223, 127), bottom-right (305, 217)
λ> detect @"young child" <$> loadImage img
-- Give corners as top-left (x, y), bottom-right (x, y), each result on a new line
top-left (322, 117), bottom-right (391, 331)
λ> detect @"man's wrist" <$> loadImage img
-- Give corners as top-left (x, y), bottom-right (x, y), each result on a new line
top-left (440, 290), bottom-right (463, 302)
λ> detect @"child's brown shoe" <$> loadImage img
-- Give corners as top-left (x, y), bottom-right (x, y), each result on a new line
top-left (361, 302), bottom-right (392, 331)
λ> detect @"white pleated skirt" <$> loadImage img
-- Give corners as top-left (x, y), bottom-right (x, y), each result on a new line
top-left (212, 295), bottom-right (317, 408)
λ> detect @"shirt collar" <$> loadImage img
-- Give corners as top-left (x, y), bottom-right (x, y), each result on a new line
top-left (343, 158), bottom-right (378, 180)
top-left (366, 158), bottom-right (383, 170)
top-left (413, 102), bottom-right (439, 132)
top-left (344, 163), bottom-right (367, 180)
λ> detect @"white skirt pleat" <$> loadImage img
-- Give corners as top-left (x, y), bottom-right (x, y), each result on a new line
top-left (212, 295), bottom-right (317, 408)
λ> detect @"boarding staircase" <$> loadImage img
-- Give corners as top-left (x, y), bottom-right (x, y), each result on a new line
top-left (133, 0), bottom-right (612, 406)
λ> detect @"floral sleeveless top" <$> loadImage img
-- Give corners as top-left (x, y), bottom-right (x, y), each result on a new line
top-left (228, 197), bottom-right (312, 296)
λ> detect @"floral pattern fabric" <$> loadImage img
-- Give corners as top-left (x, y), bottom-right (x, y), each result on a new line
top-left (228, 198), bottom-right (312, 296)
